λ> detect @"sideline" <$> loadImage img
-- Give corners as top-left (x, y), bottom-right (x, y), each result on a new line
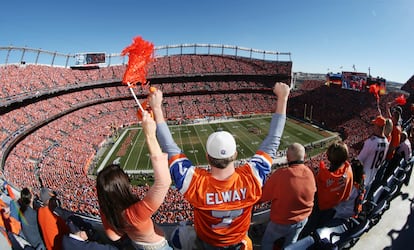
top-left (96, 128), bottom-right (129, 173)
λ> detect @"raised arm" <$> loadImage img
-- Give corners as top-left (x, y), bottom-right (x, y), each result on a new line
top-left (258, 82), bottom-right (290, 158)
top-left (150, 89), bottom-right (166, 125)
top-left (141, 111), bottom-right (171, 206)
top-left (385, 101), bottom-right (393, 119)
top-left (148, 89), bottom-right (182, 157)
top-left (273, 82), bottom-right (290, 115)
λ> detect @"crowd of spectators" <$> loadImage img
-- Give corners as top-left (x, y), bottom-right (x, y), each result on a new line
top-left (1, 57), bottom-right (413, 232)
top-left (148, 54), bottom-right (291, 77)
top-left (0, 64), bottom-right (125, 100)
top-left (0, 55), bottom-right (291, 102)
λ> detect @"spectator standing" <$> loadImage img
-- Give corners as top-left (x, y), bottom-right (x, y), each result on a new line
top-left (334, 159), bottom-right (366, 220)
top-left (260, 143), bottom-right (316, 249)
top-left (395, 131), bottom-right (412, 162)
top-left (38, 187), bottom-right (69, 250)
top-left (384, 118), bottom-right (393, 142)
top-left (97, 111), bottom-right (172, 250)
top-left (19, 187), bottom-right (46, 250)
top-left (149, 82), bottom-right (290, 249)
top-left (383, 104), bottom-right (402, 180)
top-left (315, 141), bottom-right (353, 214)
top-left (300, 141), bottom-right (353, 239)
top-left (357, 115), bottom-right (389, 196)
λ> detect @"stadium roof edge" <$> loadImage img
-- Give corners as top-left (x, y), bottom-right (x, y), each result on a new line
top-left (0, 44), bottom-right (291, 68)
top-left (0, 44), bottom-right (291, 57)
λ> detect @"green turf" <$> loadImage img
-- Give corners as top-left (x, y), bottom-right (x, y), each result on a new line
top-left (96, 116), bottom-right (337, 173)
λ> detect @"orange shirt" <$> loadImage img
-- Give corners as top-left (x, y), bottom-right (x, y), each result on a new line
top-left (184, 164), bottom-right (263, 248)
top-left (38, 206), bottom-right (69, 250)
top-left (316, 161), bottom-right (353, 210)
top-left (386, 125), bottom-right (402, 160)
top-left (0, 200), bottom-right (21, 246)
top-left (101, 199), bottom-right (159, 243)
top-left (261, 164), bottom-right (316, 225)
top-left (5, 184), bottom-right (15, 200)
top-left (100, 153), bottom-right (169, 244)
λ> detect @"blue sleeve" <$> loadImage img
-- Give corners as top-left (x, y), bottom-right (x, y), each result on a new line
top-left (169, 156), bottom-right (195, 192)
top-left (249, 152), bottom-right (273, 186)
top-left (156, 122), bottom-right (195, 192)
top-left (156, 122), bottom-right (182, 158)
top-left (258, 113), bottom-right (286, 159)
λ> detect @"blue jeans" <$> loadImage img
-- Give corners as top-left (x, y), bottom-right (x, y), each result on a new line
top-left (261, 218), bottom-right (308, 250)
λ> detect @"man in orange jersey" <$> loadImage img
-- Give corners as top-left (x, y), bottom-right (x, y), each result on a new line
top-left (149, 82), bottom-right (290, 249)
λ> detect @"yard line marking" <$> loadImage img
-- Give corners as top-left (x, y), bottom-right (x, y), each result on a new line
top-left (125, 128), bottom-right (143, 171)
top-left (97, 128), bottom-right (129, 173)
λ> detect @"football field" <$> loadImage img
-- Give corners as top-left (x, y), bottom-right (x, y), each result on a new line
top-left (96, 116), bottom-right (337, 174)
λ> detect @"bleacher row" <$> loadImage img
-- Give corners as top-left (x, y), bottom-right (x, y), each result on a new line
top-left (0, 55), bottom-right (291, 101)
top-left (284, 156), bottom-right (414, 250)
top-left (148, 55), bottom-right (291, 77)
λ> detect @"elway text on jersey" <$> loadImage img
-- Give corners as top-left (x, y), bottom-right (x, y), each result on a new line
top-left (206, 188), bottom-right (247, 205)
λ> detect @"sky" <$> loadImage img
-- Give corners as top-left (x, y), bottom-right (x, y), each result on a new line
top-left (0, 0), bottom-right (413, 83)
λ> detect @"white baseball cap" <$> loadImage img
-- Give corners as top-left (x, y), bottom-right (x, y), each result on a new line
top-left (206, 131), bottom-right (237, 159)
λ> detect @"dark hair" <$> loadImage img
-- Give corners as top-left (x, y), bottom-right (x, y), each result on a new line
top-left (19, 187), bottom-right (32, 213)
top-left (207, 154), bottom-right (237, 169)
top-left (96, 164), bottom-right (139, 234)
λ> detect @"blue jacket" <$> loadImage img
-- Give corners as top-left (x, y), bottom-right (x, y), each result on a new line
top-left (62, 234), bottom-right (118, 250)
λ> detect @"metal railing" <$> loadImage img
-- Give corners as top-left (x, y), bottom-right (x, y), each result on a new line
top-left (0, 44), bottom-right (291, 68)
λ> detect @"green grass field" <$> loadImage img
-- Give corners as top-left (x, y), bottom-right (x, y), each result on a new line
top-left (96, 116), bottom-right (337, 174)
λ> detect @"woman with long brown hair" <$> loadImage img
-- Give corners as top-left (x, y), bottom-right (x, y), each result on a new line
top-left (97, 111), bottom-right (172, 250)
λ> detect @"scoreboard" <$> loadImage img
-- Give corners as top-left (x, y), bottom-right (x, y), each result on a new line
top-left (326, 71), bottom-right (386, 94)
top-left (341, 71), bottom-right (367, 91)
top-left (74, 52), bottom-right (106, 66)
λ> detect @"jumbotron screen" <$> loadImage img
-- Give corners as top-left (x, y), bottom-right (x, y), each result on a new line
top-left (342, 71), bottom-right (367, 91)
top-left (74, 52), bottom-right (106, 65)
top-left (326, 71), bottom-right (386, 94)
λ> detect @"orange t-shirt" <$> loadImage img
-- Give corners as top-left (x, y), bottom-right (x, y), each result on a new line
top-left (386, 125), bottom-right (402, 160)
top-left (100, 199), bottom-right (159, 243)
top-left (100, 153), bottom-right (169, 244)
top-left (316, 161), bottom-right (353, 210)
top-left (261, 164), bottom-right (316, 225)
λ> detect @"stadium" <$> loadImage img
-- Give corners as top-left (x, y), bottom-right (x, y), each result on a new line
top-left (1, 43), bottom-right (414, 250)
